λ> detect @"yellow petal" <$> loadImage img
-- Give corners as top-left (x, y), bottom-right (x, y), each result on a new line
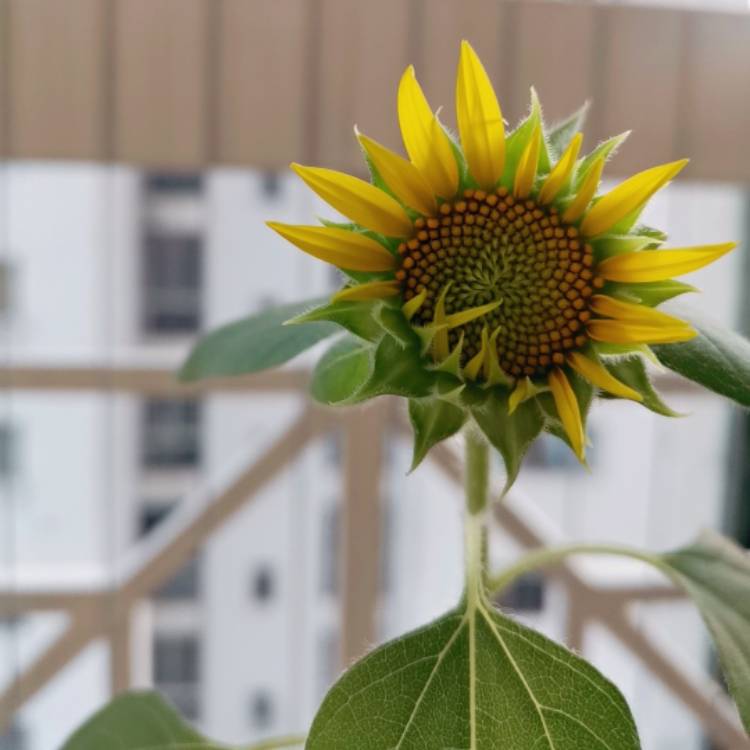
top-left (402, 289), bottom-right (427, 321)
top-left (548, 368), bottom-right (585, 461)
top-left (567, 351), bottom-right (642, 402)
top-left (590, 294), bottom-right (690, 328)
top-left (513, 123), bottom-right (542, 199)
top-left (587, 319), bottom-right (696, 345)
top-left (267, 223), bottom-right (397, 272)
top-left (398, 66), bottom-right (459, 199)
top-left (538, 132), bottom-right (583, 204)
top-left (463, 326), bottom-right (488, 380)
top-left (580, 159), bottom-right (688, 237)
top-left (291, 163), bottom-right (412, 237)
top-left (443, 299), bottom-right (501, 329)
top-left (597, 243), bottom-right (736, 283)
top-left (455, 40), bottom-right (505, 189)
top-left (509, 377), bottom-right (537, 414)
top-left (356, 130), bottom-right (437, 216)
top-left (333, 280), bottom-right (400, 302)
top-left (562, 156), bottom-right (605, 223)
top-left (432, 287), bottom-right (450, 361)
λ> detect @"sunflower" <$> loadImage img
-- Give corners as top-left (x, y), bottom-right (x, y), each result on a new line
top-left (268, 41), bottom-right (734, 464)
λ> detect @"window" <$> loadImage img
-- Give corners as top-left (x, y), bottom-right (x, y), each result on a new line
top-left (0, 424), bottom-right (16, 478)
top-left (248, 689), bottom-right (275, 731)
top-left (497, 574), bottom-right (545, 613)
top-left (0, 262), bottom-right (13, 317)
top-left (250, 564), bottom-right (275, 604)
top-left (0, 722), bottom-right (27, 750)
top-left (142, 398), bottom-right (201, 469)
top-left (154, 635), bottom-right (201, 720)
top-left (319, 504), bottom-right (340, 596)
top-left (145, 173), bottom-right (203, 195)
top-left (259, 171), bottom-right (282, 200)
top-left (139, 503), bottom-right (200, 600)
top-left (141, 232), bottom-right (202, 334)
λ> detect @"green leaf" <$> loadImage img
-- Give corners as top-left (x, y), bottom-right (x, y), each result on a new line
top-left (652, 308), bottom-right (750, 408)
top-left (470, 390), bottom-right (545, 494)
top-left (376, 304), bottom-right (420, 348)
top-left (179, 298), bottom-right (336, 382)
top-left (661, 531), bottom-right (750, 734)
top-left (289, 299), bottom-right (383, 342)
top-left (608, 279), bottom-right (696, 307)
top-left (310, 336), bottom-right (372, 405)
top-left (547, 101), bottom-right (589, 159)
top-left (308, 600), bottom-right (640, 749)
top-left (61, 691), bottom-right (222, 749)
top-left (502, 88), bottom-right (551, 189)
top-left (408, 397), bottom-right (467, 470)
top-left (603, 356), bottom-right (680, 417)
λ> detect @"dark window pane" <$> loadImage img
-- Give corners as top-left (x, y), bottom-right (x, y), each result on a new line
top-left (0, 723), bottom-right (27, 750)
top-left (142, 233), bottom-right (202, 334)
top-left (259, 172), bottom-right (282, 199)
top-left (0, 425), bottom-right (16, 477)
top-left (145, 173), bottom-right (203, 195)
top-left (142, 399), bottom-right (201, 468)
top-left (251, 565), bottom-right (275, 603)
top-left (154, 636), bottom-right (200, 683)
top-left (497, 574), bottom-right (545, 612)
top-left (160, 683), bottom-right (200, 722)
top-left (248, 690), bottom-right (275, 730)
top-left (319, 504), bottom-right (340, 596)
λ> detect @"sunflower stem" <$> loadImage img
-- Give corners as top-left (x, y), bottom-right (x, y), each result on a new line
top-left (464, 431), bottom-right (490, 597)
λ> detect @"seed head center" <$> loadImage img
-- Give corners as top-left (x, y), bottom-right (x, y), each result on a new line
top-left (395, 187), bottom-right (605, 378)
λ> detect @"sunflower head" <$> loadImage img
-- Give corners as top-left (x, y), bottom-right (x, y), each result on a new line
top-left (269, 41), bottom-right (734, 483)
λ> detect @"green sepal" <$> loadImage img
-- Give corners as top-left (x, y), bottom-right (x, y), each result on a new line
top-left (607, 279), bottom-right (697, 307)
top-left (355, 334), bottom-right (436, 401)
top-left (434, 336), bottom-right (465, 378)
top-left (536, 371), bottom-right (595, 460)
top-left (547, 101), bottom-right (589, 160)
top-left (591, 233), bottom-right (658, 260)
top-left (501, 88), bottom-right (551, 190)
top-left (574, 131), bottom-right (630, 191)
top-left (603, 355), bottom-right (681, 417)
top-left (310, 336), bottom-right (373, 405)
top-left (652, 307), bottom-right (750, 408)
top-left (470, 389), bottom-right (545, 495)
top-left (592, 341), bottom-right (653, 359)
top-left (179, 297), bottom-right (336, 382)
top-left (408, 397), bottom-right (467, 471)
top-left (289, 299), bottom-right (383, 343)
top-left (376, 303), bottom-right (421, 348)
top-left (632, 223), bottom-right (668, 245)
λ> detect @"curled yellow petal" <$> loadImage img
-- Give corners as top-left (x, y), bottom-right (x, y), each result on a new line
top-left (509, 377), bottom-right (538, 414)
top-left (267, 223), bottom-right (397, 272)
top-left (567, 351), bottom-right (642, 402)
top-left (333, 280), bottom-right (400, 302)
top-left (443, 299), bottom-right (501, 329)
top-left (456, 40), bottom-right (505, 189)
top-left (538, 132), bottom-right (583, 205)
top-left (513, 123), bottom-right (542, 199)
top-left (563, 156), bottom-right (605, 223)
top-left (590, 294), bottom-right (690, 328)
top-left (398, 66), bottom-right (459, 199)
top-left (432, 287), bottom-right (450, 361)
top-left (580, 159), bottom-right (688, 237)
top-left (291, 163), bottom-right (412, 237)
top-left (402, 289), bottom-right (427, 321)
top-left (548, 368), bottom-right (585, 461)
top-left (356, 130), bottom-right (437, 216)
top-left (597, 243), bottom-right (736, 283)
top-left (464, 326), bottom-right (488, 380)
top-left (587, 319), bottom-right (696, 345)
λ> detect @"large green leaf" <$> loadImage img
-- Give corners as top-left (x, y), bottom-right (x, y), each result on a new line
top-left (308, 598), bottom-right (640, 749)
top-left (310, 336), bottom-right (373, 405)
top-left (653, 308), bottom-right (750, 408)
top-left (61, 691), bottom-right (304, 750)
top-left (289, 299), bottom-right (383, 343)
top-left (603, 355), bottom-right (680, 417)
top-left (179, 298), bottom-right (336, 382)
top-left (470, 390), bottom-right (545, 495)
top-left (662, 531), bottom-right (750, 734)
top-left (408, 397), bottom-right (467, 470)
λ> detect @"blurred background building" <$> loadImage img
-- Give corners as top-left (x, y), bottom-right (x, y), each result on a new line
top-left (0, 1), bottom-right (749, 749)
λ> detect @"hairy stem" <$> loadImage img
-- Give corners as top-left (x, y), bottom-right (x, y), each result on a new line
top-left (465, 430), bottom-right (489, 517)
top-left (489, 542), bottom-right (675, 596)
top-left (464, 431), bottom-right (490, 599)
